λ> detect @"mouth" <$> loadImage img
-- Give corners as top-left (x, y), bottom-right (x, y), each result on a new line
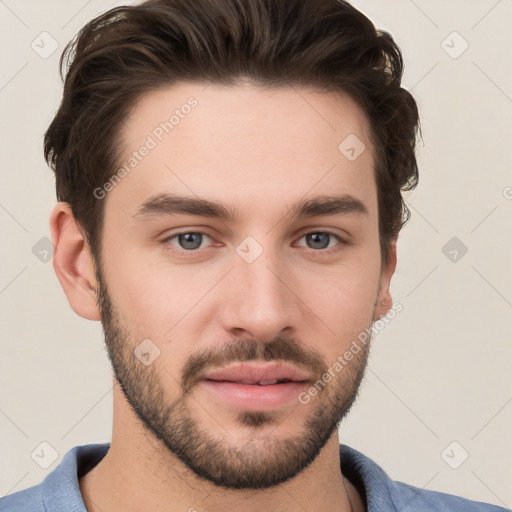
top-left (198, 362), bottom-right (311, 411)
top-left (201, 361), bottom-right (311, 384)
top-left (203, 378), bottom-right (298, 385)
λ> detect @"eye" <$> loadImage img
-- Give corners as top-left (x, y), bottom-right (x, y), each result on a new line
top-left (163, 232), bottom-right (214, 251)
top-left (162, 230), bottom-right (346, 255)
top-left (294, 231), bottom-right (345, 252)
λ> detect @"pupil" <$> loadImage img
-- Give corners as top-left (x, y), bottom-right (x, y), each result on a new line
top-left (180, 233), bottom-right (202, 250)
top-left (308, 233), bottom-right (329, 249)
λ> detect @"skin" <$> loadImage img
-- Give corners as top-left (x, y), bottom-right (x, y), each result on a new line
top-left (50, 81), bottom-right (397, 512)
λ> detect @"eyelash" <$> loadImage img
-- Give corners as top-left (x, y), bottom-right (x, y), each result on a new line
top-left (161, 230), bottom-right (347, 256)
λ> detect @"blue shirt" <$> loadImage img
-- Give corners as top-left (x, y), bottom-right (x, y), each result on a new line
top-left (1, 443), bottom-right (508, 511)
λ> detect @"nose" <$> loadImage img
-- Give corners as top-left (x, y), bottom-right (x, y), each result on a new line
top-left (219, 245), bottom-right (302, 343)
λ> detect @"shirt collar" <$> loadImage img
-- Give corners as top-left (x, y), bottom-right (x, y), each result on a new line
top-left (41, 442), bottom-right (396, 511)
top-left (42, 443), bottom-right (109, 512)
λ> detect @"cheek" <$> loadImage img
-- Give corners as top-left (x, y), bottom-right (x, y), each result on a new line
top-left (295, 247), bottom-right (380, 346)
top-left (306, 268), bottom-right (378, 333)
top-left (103, 250), bottom-right (199, 382)
top-left (103, 243), bottom-right (222, 344)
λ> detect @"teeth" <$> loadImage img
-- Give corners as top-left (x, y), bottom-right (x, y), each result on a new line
top-left (258, 379), bottom-right (279, 385)
top-left (218, 379), bottom-right (296, 385)
top-left (239, 379), bottom-right (279, 385)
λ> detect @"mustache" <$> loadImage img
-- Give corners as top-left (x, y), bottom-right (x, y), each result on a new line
top-left (181, 337), bottom-right (328, 393)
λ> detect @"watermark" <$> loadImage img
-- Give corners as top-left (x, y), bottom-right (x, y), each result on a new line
top-left (338, 133), bottom-right (366, 162)
top-left (31, 441), bottom-right (59, 469)
top-left (32, 236), bottom-right (54, 263)
top-left (93, 96), bottom-right (198, 200)
top-left (298, 300), bottom-right (403, 404)
top-left (134, 338), bottom-right (161, 366)
top-left (31, 31), bottom-right (59, 60)
top-left (441, 441), bottom-right (469, 469)
top-left (442, 236), bottom-right (468, 263)
top-left (236, 236), bottom-right (264, 264)
top-left (441, 31), bottom-right (469, 60)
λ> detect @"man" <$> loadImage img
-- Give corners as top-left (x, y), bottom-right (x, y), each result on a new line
top-left (1, 0), bottom-right (507, 511)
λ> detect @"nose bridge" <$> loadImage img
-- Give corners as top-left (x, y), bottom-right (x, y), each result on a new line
top-left (222, 236), bottom-right (301, 339)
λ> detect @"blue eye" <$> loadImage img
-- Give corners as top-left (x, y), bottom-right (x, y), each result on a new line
top-left (295, 232), bottom-right (343, 251)
top-left (164, 232), bottom-right (213, 251)
top-left (162, 231), bottom-right (345, 254)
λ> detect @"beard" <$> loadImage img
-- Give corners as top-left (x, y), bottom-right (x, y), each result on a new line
top-left (94, 263), bottom-right (376, 490)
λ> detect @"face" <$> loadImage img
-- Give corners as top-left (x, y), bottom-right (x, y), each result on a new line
top-left (92, 82), bottom-right (395, 489)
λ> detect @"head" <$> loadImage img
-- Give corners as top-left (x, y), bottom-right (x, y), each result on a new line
top-left (47, 0), bottom-right (420, 490)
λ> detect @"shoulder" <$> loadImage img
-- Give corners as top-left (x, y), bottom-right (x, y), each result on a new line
top-left (0, 442), bottom-right (110, 512)
top-left (339, 444), bottom-right (509, 512)
top-left (388, 480), bottom-right (509, 512)
top-left (0, 483), bottom-right (45, 511)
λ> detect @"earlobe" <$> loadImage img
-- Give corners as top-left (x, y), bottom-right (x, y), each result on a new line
top-left (375, 240), bottom-right (397, 320)
top-left (49, 202), bottom-right (101, 321)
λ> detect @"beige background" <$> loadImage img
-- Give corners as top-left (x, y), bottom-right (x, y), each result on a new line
top-left (1, 0), bottom-right (511, 508)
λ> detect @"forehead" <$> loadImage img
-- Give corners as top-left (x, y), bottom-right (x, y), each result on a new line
top-left (108, 82), bottom-right (377, 222)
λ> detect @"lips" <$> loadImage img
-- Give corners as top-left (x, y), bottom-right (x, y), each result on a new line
top-left (201, 362), bottom-right (311, 386)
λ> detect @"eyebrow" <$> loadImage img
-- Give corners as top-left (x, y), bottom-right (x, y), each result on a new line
top-left (132, 192), bottom-right (369, 222)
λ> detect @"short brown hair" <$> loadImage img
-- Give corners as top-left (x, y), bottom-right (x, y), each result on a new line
top-left (45, 0), bottom-right (420, 268)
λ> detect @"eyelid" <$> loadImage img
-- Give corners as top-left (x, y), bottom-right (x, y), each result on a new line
top-left (295, 226), bottom-right (350, 241)
top-left (292, 231), bottom-right (347, 253)
top-left (161, 228), bottom-right (349, 255)
top-left (161, 230), bottom-right (217, 251)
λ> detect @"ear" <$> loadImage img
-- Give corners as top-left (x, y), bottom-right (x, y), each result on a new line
top-left (49, 202), bottom-right (101, 321)
top-left (374, 239), bottom-right (397, 321)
